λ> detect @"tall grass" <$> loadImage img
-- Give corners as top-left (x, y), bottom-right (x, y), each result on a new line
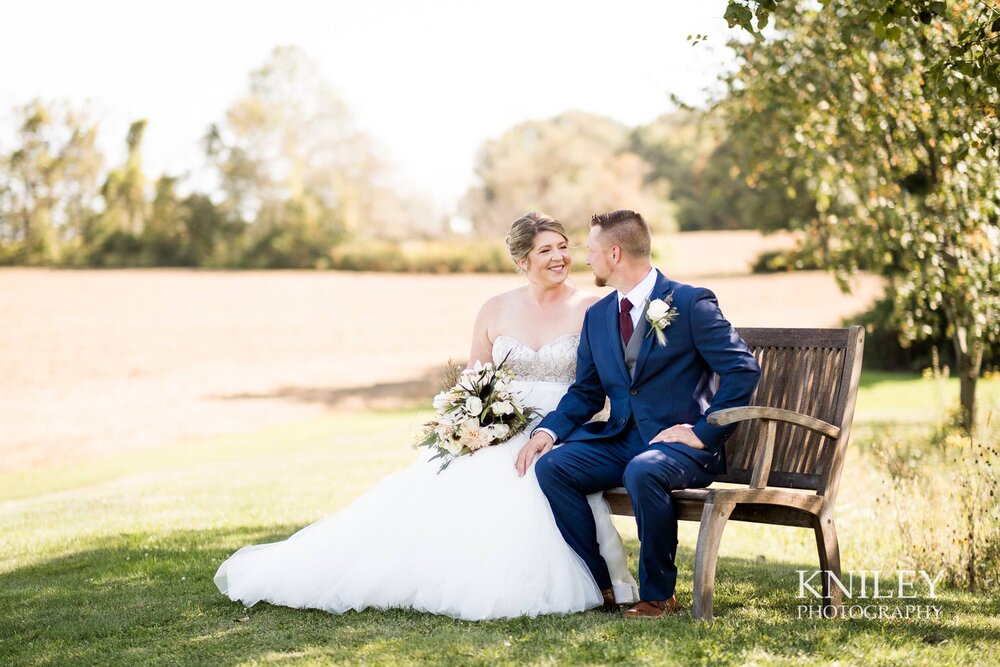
top-left (861, 373), bottom-right (1000, 591)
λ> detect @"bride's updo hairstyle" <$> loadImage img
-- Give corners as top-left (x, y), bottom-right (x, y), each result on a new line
top-left (506, 212), bottom-right (568, 273)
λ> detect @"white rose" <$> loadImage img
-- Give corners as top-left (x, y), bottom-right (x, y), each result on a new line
top-left (647, 299), bottom-right (669, 320)
top-left (490, 423), bottom-right (511, 441)
top-left (432, 392), bottom-right (452, 411)
top-left (444, 438), bottom-right (464, 455)
top-left (492, 400), bottom-right (514, 416)
top-left (465, 396), bottom-right (483, 417)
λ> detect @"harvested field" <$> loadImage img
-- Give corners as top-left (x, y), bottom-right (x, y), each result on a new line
top-left (0, 261), bottom-right (881, 472)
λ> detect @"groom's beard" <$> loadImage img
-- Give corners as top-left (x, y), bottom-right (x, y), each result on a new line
top-left (594, 275), bottom-right (608, 288)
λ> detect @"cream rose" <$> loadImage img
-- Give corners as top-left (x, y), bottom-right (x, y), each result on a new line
top-left (489, 423), bottom-right (511, 441)
top-left (647, 298), bottom-right (670, 320)
top-left (460, 423), bottom-right (487, 451)
top-left (465, 396), bottom-right (484, 417)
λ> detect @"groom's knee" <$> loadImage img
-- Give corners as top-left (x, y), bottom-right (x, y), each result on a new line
top-left (622, 456), bottom-right (655, 493)
top-left (623, 449), bottom-right (678, 493)
top-left (534, 450), bottom-right (561, 492)
top-left (625, 448), bottom-right (700, 495)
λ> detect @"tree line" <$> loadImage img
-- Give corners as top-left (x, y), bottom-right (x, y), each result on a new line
top-left (1, 47), bottom-right (794, 272)
top-left (0, 47), bottom-right (438, 269)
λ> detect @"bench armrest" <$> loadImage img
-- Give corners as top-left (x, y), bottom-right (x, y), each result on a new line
top-left (708, 406), bottom-right (840, 438)
top-left (707, 407), bottom-right (841, 489)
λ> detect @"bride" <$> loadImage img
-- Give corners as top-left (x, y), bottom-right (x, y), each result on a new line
top-left (214, 212), bottom-right (638, 620)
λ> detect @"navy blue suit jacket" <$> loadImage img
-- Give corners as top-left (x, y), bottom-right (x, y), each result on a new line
top-left (538, 270), bottom-right (761, 474)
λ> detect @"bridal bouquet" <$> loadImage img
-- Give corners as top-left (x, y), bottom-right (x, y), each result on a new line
top-left (416, 354), bottom-right (537, 471)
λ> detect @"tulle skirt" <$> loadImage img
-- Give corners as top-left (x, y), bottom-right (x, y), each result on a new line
top-left (214, 380), bottom-right (638, 620)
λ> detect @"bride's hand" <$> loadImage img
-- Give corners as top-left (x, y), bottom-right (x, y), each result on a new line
top-left (516, 431), bottom-right (554, 477)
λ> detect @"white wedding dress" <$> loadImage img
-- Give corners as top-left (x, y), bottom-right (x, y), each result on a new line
top-left (214, 333), bottom-right (638, 620)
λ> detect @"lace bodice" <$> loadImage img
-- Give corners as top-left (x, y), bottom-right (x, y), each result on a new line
top-left (492, 334), bottom-right (579, 384)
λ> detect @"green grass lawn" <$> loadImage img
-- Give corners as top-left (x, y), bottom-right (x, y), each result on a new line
top-left (2, 373), bottom-right (999, 666)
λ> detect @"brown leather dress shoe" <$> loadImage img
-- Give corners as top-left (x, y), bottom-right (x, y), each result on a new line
top-left (622, 595), bottom-right (683, 619)
top-left (599, 587), bottom-right (619, 613)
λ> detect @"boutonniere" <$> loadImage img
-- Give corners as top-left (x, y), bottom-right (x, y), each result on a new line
top-left (645, 295), bottom-right (678, 347)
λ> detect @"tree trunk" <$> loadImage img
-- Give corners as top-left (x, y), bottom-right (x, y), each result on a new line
top-left (959, 357), bottom-right (977, 434)
top-left (953, 332), bottom-right (984, 435)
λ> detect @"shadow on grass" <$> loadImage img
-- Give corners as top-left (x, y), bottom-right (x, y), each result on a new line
top-left (1, 527), bottom-right (996, 666)
top-left (215, 370), bottom-right (939, 412)
top-left (210, 367), bottom-right (449, 413)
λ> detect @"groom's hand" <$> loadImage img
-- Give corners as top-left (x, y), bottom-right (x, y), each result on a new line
top-left (649, 424), bottom-right (705, 450)
top-left (516, 431), bottom-right (554, 477)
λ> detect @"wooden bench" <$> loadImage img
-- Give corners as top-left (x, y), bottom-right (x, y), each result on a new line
top-left (604, 326), bottom-right (865, 620)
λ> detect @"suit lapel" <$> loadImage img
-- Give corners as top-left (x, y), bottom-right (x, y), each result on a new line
top-left (605, 296), bottom-right (631, 381)
top-left (631, 270), bottom-right (673, 385)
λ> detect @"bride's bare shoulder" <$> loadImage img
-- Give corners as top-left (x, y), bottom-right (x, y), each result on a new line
top-left (477, 287), bottom-right (524, 317)
top-left (568, 288), bottom-right (601, 309)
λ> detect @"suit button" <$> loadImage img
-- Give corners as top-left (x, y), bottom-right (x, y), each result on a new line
top-left (619, 418), bottom-right (626, 424)
top-left (630, 389), bottom-right (638, 396)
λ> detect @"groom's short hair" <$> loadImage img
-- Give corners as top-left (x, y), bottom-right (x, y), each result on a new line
top-left (591, 210), bottom-right (651, 259)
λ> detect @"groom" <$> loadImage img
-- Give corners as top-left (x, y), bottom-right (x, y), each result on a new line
top-left (516, 210), bottom-right (761, 618)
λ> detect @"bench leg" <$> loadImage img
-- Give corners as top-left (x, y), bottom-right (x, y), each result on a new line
top-left (692, 500), bottom-right (734, 621)
top-left (814, 516), bottom-right (842, 616)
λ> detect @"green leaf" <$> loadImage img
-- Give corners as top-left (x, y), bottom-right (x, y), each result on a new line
top-left (756, 9), bottom-right (771, 30)
top-left (724, 2), bottom-right (754, 31)
top-left (416, 432), bottom-right (438, 449)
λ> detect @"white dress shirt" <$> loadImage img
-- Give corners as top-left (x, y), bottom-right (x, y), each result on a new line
top-left (534, 267), bottom-right (658, 446)
top-left (617, 267), bottom-right (658, 329)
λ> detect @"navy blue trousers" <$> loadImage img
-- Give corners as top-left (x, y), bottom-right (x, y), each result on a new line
top-left (535, 431), bottom-right (716, 601)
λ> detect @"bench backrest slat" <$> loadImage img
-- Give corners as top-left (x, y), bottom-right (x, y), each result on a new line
top-left (716, 327), bottom-right (864, 496)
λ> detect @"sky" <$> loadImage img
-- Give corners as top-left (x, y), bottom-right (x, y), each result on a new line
top-left (0, 1), bottom-right (737, 212)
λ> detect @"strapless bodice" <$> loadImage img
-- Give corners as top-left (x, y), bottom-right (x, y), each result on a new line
top-left (491, 334), bottom-right (579, 384)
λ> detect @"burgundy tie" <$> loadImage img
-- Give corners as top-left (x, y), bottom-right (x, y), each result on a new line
top-left (620, 297), bottom-right (634, 345)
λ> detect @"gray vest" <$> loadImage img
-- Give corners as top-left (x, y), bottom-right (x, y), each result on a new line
top-left (621, 301), bottom-right (650, 379)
